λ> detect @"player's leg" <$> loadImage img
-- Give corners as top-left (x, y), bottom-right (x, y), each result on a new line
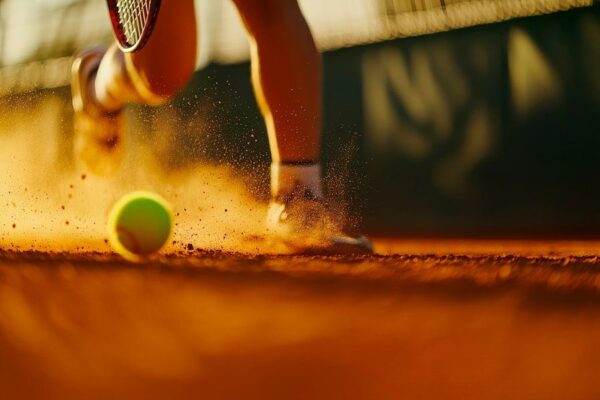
top-left (71, 0), bottom-right (197, 175)
top-left (94, 0), bottom-right (198, 110)
top-left (232, 0), bottom-right (322, 196)
top-left (232, 0), bottom-right (321, 162)
top-left (232, 0), bottom-right (371, 252)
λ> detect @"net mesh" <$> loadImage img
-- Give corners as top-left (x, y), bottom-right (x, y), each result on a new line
top-left (0, 0), bottom-right (594, 95)
top-left (115, 0), bottom-right (153, 47)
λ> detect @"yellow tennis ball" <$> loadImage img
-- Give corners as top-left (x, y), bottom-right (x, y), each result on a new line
top-left (108, 191), bottom-right (172, 261)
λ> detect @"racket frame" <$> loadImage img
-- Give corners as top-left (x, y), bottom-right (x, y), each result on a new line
top-left (106, 0), bottom-right (162, 53)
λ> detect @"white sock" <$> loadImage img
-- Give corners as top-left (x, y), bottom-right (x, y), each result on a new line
top-left (271, 162), bottom-right (323, 200)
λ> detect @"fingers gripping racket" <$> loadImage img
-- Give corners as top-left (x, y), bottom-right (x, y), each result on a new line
top-left (107, 0), bottom-right (161, 52)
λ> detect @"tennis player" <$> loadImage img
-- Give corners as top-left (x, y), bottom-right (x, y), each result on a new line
top-left (72, 0), bottom-right (371, 253)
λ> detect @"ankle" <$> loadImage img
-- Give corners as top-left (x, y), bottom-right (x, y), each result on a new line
top-left (271, 162), bottom-right (323, 201)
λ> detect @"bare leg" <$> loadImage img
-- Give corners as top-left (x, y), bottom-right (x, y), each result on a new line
top-left (94, 0), bottom-right (197, 110)
top-left (232, 1), bottom-right (371, 252)
top-left (232, 0), bottom-right (324, 198)
top-left (232, 0), bottom-right (322, 163)
top-left (71, 0), bottom-right (196, 176)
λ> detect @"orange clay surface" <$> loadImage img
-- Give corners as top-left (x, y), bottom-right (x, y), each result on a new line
top-left (1, 238), bottom-right (600, 400)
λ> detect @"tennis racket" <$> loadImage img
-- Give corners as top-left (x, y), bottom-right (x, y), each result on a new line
top-left (106, 0), bottom-right (162, 52)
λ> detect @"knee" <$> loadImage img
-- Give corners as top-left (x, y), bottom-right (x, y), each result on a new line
top-left (126, 0), bottom-right (198, 102)
top-left (127, 51), bottom-right (196, 102)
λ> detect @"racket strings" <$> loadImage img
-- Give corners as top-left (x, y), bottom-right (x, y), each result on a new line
top-left (116, 0), bottom-right (152, 46)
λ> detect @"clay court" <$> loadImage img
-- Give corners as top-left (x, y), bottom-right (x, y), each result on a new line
top-left (1, 239), bottom-right (600, 399)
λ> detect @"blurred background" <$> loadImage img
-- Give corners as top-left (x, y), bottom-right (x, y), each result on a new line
top-left (0, 0), bottom-right (598, 238)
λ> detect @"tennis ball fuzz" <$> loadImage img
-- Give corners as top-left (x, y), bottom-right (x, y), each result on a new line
top-left (108, 191), bottom-right (172, 261)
